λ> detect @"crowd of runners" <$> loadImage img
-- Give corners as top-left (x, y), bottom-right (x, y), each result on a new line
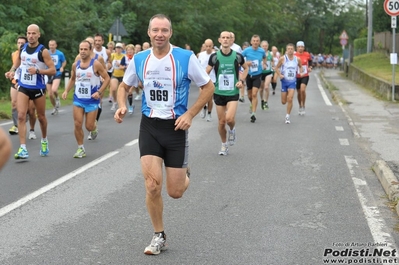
top-left (3, 23), bottom-right (320, 159)
top-left (3, 14), bottom-right (326, 256)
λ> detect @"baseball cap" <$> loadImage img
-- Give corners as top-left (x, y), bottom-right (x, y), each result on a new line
top-left (115, 43), bottom-right (123, 48)
top-left (296, 41), bottom-right (305, 47)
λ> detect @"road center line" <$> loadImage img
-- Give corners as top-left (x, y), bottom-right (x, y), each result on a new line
top-left (0, 151), bottom-right (120, 218)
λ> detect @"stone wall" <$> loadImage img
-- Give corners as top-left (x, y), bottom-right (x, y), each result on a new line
top-left (348, 64), bottom-right (399, 100)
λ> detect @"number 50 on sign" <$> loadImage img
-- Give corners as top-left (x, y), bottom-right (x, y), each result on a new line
top-left (384, 0), bottom-right (399, 17)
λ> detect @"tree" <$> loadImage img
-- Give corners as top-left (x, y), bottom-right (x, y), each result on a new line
top-left (0, 0), bottom-right (368, 94)
top-left (373, 0), bottom-right (391, 32)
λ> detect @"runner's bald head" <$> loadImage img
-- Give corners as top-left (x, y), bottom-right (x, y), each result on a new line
top-left (27, 24), bottom-right (40, 32)
top-left (204, 39), bottom-right (213, 46)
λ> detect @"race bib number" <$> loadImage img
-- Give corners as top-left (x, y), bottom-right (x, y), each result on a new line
top-left (75, 82), bottom-right (91, 99)
top-left (301, 65), bottom-right (308, 74)
top-left (51, 55), bottom-right (59, 65)
top-left (21, 68), bottom-right (37, 86)
top-left (250, 60), bottom-right (259, 72)
top-left (286, 70), bottom-right (296, 81)
top-left (266, 61), bottom-right (272, 71)
top-left (113, 60), bottom-right (120, 70)
top-left (144, 79), bottom-right (174, 110)
top-left (218, 74), bottom-right (234, 90)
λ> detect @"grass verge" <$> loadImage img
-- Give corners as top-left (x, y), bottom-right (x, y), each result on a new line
top-left (351, 52), bottom-right (399, 84)
top-left (0, 87), bottom-right (74, 120)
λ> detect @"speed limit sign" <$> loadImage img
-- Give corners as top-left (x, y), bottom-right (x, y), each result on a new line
top-left (384, 0), bottom-right (399, 16)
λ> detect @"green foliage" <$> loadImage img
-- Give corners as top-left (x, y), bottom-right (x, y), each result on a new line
top-left (0, 0), bottom-right (369, 94)
top-left (373, 0), bottom-right (391, 32)
top-left (354, 37), bottom-right (369, 50)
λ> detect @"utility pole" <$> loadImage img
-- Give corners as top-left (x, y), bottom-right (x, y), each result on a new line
top-left (367, 0), bottom-right (373, 53)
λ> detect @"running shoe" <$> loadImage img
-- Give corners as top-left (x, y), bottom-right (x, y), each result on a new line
top-left (28, 130), bottom-right (37, 140)
top-left (250, 114), bottom-right (256, 123)
top-left (228, 129), bottom-right (236, 146)
top-left (264, 102), bottom-right (269, 109)
top-left (272, 90), bottom-right (275, 95)
top-left (285, 116), bottom-right (291, 124)
top-left (200, 106), bottom-right (207, 118)
top-left (73, 147), bottom-right (86, 158)
top-left (134, 94), bottom-right (141, 101)
top-left (9, 125), bottom-right (18, 135)
top-left (302, 107), bottom-right (306, 115)
top-left (110, 103), bottom-right (117, 111)
top-left (261, 100), bottom-right (265, 110)
top-left (108, 96), bottom-right (113, 103)
top-left (144, 233), bottom-right (167, 255)
top-left (218, 144), bottom-right (229, 156)
top-left (206, 113), bottom-right (212, 122)
top-left (51, 108), bottom-right (58, 115)
top-left (298, 107), bottom-right (303, 115)
top-left (55, 97), bottom-right (61, 108)
top-left (238, 97), bottom-right (245, 103)
top-left (128, 105), bottom-right (134, 114)
top-left (87, 132), bottom-right (92, 140)
top-left (90, 128), bottom-right (98, 140)
top-left (15, 147), bottom-right (29, 159)
top-left (40, 140), bottom-right (49, 156)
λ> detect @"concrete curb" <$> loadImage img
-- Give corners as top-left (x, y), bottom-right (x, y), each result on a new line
top-left (320, 72), bottom-right (399, 217)
top-left (373, 160), bottom-right (399, 209)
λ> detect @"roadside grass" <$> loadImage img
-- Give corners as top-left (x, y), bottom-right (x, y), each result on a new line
top-left (0, 85), bottom-right (111, 121)
top-left (351, 52), bottom-right (399, 84)
top-left (325, 52), bottom-right (398, 103)
top-left (0, 86), bottom-right (74, 120)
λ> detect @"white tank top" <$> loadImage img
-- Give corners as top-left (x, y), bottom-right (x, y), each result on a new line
top-left (94, 46), bottom-right (112, 73)
top-left (281, 55), bottom-right (298, 81)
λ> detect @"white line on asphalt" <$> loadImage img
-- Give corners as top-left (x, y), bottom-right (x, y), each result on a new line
top-left (339, 138), bottom-right (349, 145)
top-left (0, 121), bottom-right (13, 126)
top-left (0, 151), bottom-right (119, 218)
top-left (0, 111), bottom-right (65, 127)
top-left (345, 156), bottom-right (398, 251)
top-left (335, 126), bottom-right (344, 131)
top-left (315, 75), bottom-right (332, 106)
top-left (125, 139), bottom-right (138, 146)
top-left (338, 102), bottom-right (360, 138)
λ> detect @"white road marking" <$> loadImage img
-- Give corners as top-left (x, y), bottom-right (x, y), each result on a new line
top-left (0, 150), bottom-right (121, 218)
top-left (0, 121), bottom-right (13, 126)
top-left (335, 126), bottom-right (344, 131)
top-left (0, 111), bottom-right (65, 127)
top-left (315, 75), bottom-right (332, 106)
top-left (125, 139), bottom-right (138, 146)
top-left (339, 138), bottom-right (349, 145)
top-left (338, 102), bottom-right (361, 138)
top-left (345, 156), bottom-right (398, 252)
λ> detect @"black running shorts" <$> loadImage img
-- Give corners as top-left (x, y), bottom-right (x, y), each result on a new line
top-left (261, 72), bottom-right (273, 81)
top-left (296, 76), bottom-right (309, 90)
top-left (213, 94), bottom-right (239, 106)
top-left (139, 114), bottom-right (188, 168)
top-left (246, 74), bottom-right (262, 90)
top-left (18, 86), bottom-right (46, 100)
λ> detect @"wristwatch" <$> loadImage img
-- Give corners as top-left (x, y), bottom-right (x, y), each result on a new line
top-left (97, 91), bottom-right (102, 96)
top-left (36, 69), bottom-right (40, 74)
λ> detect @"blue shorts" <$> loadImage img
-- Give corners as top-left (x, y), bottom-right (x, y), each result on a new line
top-left (281, 79), bottom-right (296, 93)
top-left (73, 101), bottom-right (99, 113)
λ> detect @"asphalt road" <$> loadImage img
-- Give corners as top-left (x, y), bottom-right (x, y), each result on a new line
top-left (0, 71), bottom-right (398, 264)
